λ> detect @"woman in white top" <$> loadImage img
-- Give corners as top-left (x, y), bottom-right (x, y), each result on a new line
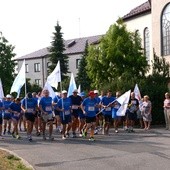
top-left (163, 92), bottom-right (170, 130)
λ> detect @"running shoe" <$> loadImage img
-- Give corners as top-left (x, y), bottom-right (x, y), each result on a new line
top-left (7, 131), bottom-right (11, 135)
top-left (62, 135), bottom-right (66, 140)
top-left (16, 135), bottom-right (21, 139)
top-left (43, 135), bottom-right (46, 140)
top-left (89, 137), bottom-right (95, 141)
top-left (82, 131), bottom-right (87, 138)
top-left (12, 132), bottom-right (16, 138)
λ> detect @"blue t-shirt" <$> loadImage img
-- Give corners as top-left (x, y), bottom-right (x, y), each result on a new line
top-left (0, 101), bottom-right (3, 117)
top-left (53, 95), bottom-right (60, 109)
top-left (82, 97), bottom-right (98, 117)
top-left (58, 97), bottom-right (72, 116)
top-left (101, 96), bottom-right (116, 115)
top-left (9, 102), bottom-right (22, 114)
top-left (3, 100), bottom-right (12, 114)
top-left (22, 98), bottom-right (38, 114)
top-left (39, 96), bottom-right (53, 114)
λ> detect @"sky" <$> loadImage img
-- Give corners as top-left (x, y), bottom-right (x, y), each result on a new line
top-left (0, 0), bottom-right (147, 58)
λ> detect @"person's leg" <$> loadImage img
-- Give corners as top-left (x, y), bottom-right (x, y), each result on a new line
top-left (164, 109), bottom-right (169, 129)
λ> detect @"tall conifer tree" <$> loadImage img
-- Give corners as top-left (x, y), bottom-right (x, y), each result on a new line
top-left (48, 21), bottom-right (69, 81)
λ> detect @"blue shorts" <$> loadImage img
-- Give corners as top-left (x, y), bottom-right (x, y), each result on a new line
top-left (54, 109), bottom-right (60, 116)
top-left (79, 112), bottom-right (86, 119)
top-left (3, 113), bottom-right (12, 120)
top-left (12, 115), bottom-right (20, 121)
top-left (112, 109), bottom-right (121, 120)
top-left (60, 114), bottom-right (72, 125)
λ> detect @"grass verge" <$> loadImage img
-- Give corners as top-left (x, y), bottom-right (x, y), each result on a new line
top-left (0, 149), bottom-right (33, 170)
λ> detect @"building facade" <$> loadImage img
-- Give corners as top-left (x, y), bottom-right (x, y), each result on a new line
top-left (16, 35), bottom-right (102, 87)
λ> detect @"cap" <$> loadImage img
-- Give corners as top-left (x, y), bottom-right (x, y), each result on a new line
top-left (80, 92), bottom-right (86, 97)
top-left (88, 91), bottom-right (95, 97)
top-left (62, 90), bottom-right (67, 94)
top-left (73, 89), bottom-right (78, 93)
top-left (6, 94), bottom-right (11, 98)
top-left (94, 90), bottom-right (99, 94)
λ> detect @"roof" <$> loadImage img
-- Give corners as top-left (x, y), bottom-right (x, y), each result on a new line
top-left (16, 35), bottom-right (103, 60)
top-left (122, 1), bottom-right (151, 21)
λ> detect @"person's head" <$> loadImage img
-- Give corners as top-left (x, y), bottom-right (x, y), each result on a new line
top-left (116, 91), bottom-right (121, 98)
top-left (88, 91), bottom-right (95, 99)
top-left (94, 90), bottom-right (99, 97)
top-left (62, 90), bottom-right (67, 98)
top-left (80, 92), bottom-right (86, 99)
top-left (107, 89), bottom-right (112, 97)
top-left (143, 95), bottom-right (149, 101)
top-left (27, 92), bottom-right (33, 99)
top-left (131, 92), bottom-right (135, 99)
top-left (165, 92), bottom-right (170, 99)
top-left (43, 89), bottom-right (49, 97)
top-left (73, 89), bottom-right (78, 96)
top-left (15, 97), bottom-right (21, 103)
top-left (6, 94), bottom-right (12, 101)
top-left (32, 92), bottom-right (37, 98)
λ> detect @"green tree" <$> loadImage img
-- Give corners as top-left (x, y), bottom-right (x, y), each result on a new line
top-left (0, 32), bottom-right (16, 95)
top-left (77, 41), bottom-right (92, 91)
top-left (48, 21), bottom-right (69, 81)
top-left (86, 19), bottom-right (149, 89)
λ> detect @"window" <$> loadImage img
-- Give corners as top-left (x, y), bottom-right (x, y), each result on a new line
top-left (25, 64), bottom-right (29, 73)
top-left (35, 79), bottom-right (41, 86)
top-left (144, 27), bottom-right (150, 62)
top-left (34, 63), bottom-right (40, 72)
top-left (76, 59), bottom-right (81, 69)
top-left (162, 3), bottom-right (170, 56)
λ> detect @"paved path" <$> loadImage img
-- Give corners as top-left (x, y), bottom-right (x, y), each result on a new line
top-left (1, 127), bottom-right (170, 170)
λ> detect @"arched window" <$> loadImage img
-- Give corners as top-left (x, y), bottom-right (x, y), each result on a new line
top-left (162, 3), bottom-right (170, 56)
top-left (144, 27), bottom-right (150, 62)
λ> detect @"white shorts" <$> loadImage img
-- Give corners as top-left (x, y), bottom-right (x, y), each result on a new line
top-left (41, 113), bottom-right (53, 122)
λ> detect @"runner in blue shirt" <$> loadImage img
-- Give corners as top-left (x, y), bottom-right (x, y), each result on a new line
top-left (9, 98), bottom-right (22, 139)
top-left (101, 90), bottom-right (116, 135)
top-left (21, 92), bottom-right (38, 141)
top-left (81, 91), bottom-right (100, 141)
top-left (57, 90), bottom-right (72, 140)
top-left (3, 94), bottom-right (12, 135)
top-left (39, 89), bottom-right (54, 141)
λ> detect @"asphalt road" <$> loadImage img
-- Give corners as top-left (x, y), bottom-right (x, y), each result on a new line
top-left (0, 127), bottom-right (170, 170)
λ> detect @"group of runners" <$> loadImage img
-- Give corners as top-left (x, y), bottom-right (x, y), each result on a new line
top-left (0, 88), bottom-right (153, 142)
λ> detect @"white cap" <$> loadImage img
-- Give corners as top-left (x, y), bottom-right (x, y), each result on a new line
top-left (6, 94), bottom-right (12, 98)
top-left (73, 89), bottom-right (78, 93)
top-left (62, 90), bottom-right (67, 94)
top-left (94, 90), bottom-right (99, 94)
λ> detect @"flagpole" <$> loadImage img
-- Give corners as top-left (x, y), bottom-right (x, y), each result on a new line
top-left (60, 81), bottom-right (65, 120)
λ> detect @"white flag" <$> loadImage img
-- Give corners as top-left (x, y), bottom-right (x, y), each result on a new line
top-left (10, 60), bottom-right (25, 97)
top-left (0, 78), bottom-right (4, 99)
top-left (47, 61), bottom-right (61, 89)
top-left (134, 84), bottom-right (141, 101)
top-left (78, 85), bottom-right (81, 95)
top-left (43, 82), bottom-right (56, 99)
top-left (67, 73), bottom-right (77, 97)
top-left (116, 90), bottom-right (131, 116)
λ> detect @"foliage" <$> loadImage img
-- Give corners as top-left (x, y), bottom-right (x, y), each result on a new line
top-left (0, 32), bottom-right (16, 95)
top-left (76, 41), bottom-right (92, 91)
top-left (48, 21), bottom-right (69, 81)
top-left (86, 19), bottom-right (149, 89)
